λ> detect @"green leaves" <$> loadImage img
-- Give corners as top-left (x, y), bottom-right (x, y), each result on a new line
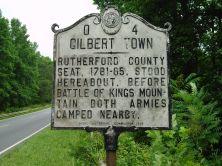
top-left (117, 74), bottom-right (222, 165)
top-left (0, 15), bottom-right (52, 112)
top-left (0, 16), bottom-right (15, 111)
top-left (37, 55), bottom-right (53, 103)
top-left (173, 76), bottom-right (221, 160)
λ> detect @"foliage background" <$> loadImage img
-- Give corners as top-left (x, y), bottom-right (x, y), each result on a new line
top-left (92, 0), bottom-right (222, 164)
top-left (0, 14), bottom-right (52, 112)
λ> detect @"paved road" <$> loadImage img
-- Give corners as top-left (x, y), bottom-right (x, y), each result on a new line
top-left (0, 108), bottom-right (50, 155)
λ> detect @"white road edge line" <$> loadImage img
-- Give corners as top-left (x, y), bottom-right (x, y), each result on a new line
top-left (0, 123), bottom-right (50, 156)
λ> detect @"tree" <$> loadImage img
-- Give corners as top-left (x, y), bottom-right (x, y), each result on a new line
top-left (37, 54), bottom-right (53, 103)
top-left (0, 16), bottom-right (15, 111)
top-left (10, 18), bottom-right (39, 106)
top-left (0, 13), bottom-right (53, 112)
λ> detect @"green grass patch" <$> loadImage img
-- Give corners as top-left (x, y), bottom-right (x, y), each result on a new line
top-left (0, 103), bottom-right (50, 120)
top-left (0, 129), bottom-right (105, 166)
top-left (1, 127), bottom-right (215, 165)
top-left (0, 128), bottom-right (151, 166)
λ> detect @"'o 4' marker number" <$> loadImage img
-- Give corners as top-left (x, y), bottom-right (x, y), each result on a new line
top-left (132, 25), bottom-right (138, 35)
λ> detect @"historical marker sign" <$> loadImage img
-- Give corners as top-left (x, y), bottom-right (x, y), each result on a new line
top-left (51, 6), bottom-right (171, 130)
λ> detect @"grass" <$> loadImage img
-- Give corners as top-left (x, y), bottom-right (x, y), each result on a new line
top-left (0, 128), bottom-right (105, 166)
top-left (0, 128), bottom-right (150, 166)
top-left (0, 103), bottom-right (50, 120)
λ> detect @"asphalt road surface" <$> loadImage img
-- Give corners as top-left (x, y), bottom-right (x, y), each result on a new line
top-left (0, 108), bottom-right (50, 155)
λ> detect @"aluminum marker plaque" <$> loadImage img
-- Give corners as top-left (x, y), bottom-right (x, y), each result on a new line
top-left (51, 6), bottom-right (171, 130)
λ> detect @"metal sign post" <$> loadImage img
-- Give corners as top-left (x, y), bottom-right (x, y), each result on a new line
top-left (51, 4), bottom-right (171, 165)
top-left (104, 127), bottom-right (119, 166)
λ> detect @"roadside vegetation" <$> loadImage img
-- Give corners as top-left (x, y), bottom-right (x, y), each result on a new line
top-left (0, 13), bottom-right (53, 114)
top-left (0, 129), bottom-right (104, 166)
top-left (0, 103), bottom-right (50, 120)
top-left (0, 0), bottom-right (222, 165)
